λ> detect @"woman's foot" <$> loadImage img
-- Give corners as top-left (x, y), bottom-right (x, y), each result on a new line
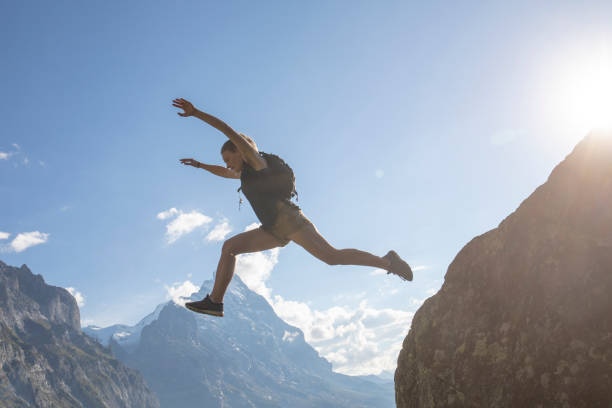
top-left (185, 294), bottom-right (224, 317)
top-left (383, 250), bottom-right (413, 281)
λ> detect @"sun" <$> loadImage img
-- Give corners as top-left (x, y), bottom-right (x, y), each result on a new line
top-left (557, 47), bottom-right (612, 133)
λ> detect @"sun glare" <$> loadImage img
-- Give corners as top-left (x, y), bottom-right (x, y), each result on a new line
top-left (557, 46), bottom-right (612, 133)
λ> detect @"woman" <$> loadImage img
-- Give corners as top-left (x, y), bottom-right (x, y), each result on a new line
top-left (172, 98), bottom-right (413, 317)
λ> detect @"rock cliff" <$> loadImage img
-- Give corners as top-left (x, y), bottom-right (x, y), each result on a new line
top-left (0, 261), bottom-right (160, 408)
top-left (395, 132), bottom-right (612, 407)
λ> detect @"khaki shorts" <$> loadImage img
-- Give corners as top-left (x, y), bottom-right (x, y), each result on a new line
top-left (262, 200), bottom-right (313, 246)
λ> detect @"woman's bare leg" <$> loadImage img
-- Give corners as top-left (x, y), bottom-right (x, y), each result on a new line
top-left (287, 223), bottom-right (392, 270)
top-left (210, 227), bottom-right (285, 303)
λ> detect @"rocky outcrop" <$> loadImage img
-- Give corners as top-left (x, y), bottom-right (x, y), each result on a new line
top-left (395, 131), bottom-right (612, 407)
top-left (0, 261), bottom-right (160, 408)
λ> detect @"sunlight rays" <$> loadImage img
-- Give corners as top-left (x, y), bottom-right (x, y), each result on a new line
top-left (556, 43), bottom-right (612, 133)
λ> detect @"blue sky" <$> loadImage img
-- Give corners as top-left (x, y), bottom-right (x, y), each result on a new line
top-left (2, 1), bottom-right (611, 375)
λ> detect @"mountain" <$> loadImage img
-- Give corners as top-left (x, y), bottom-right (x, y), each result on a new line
top-left (87, 275), bottom-right (395, 408)
top-left (0, 261), bottom-right (160, 407)
top-left (395, 131), bottom-right (612, 407)
top-left (83, 303), bottom-right (165, 350)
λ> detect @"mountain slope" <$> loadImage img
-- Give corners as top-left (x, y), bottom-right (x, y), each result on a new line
top-left (395, 131), bottom-right (612, 407)
top-left (90, 275), bottom-right (394, 408)
top-left (83, 302), bottom-right (165, 350)
top-left (0, 261), bottom-right (160, 408)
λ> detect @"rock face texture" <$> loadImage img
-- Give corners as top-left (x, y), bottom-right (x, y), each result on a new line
top-left (395, 132), bottom-right (612, 407)
top-left (86, 275), bottom-right (394, 408)
top-left (0, 261), bottom-right (160, 408)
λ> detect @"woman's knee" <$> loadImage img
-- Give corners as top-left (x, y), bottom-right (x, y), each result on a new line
top-left (221, 238), bottom-right (239, 256)
top-left (322, 249), bottom-right (343, 266)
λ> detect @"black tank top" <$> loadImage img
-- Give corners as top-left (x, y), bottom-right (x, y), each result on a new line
top-left (239, 154), bottom-right (299, 228)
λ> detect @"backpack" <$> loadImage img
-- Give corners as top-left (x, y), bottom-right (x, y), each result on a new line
top-left (238, 152), bottom-right (298, 210)
top-left (262, 152), bottom-right (298, 200)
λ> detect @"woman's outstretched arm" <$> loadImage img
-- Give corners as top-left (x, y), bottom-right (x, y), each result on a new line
top-left (172, 98), bottom-right (266, 170)
top-left (180, 158), bottom-right (240, 179)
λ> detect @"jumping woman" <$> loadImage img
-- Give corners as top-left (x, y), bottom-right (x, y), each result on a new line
top-left (172, 98), bottom-right (413, 317)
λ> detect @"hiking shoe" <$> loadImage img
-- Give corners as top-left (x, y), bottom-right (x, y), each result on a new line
top-left (185, 294), bottom-right (224, 317)
top-left (383, 250), bottom-right (413, 281)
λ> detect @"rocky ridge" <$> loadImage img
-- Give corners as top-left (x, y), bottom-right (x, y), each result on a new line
top-left (395, 131), bottom-right (612, 407)
top-left (0, 261), bottom-right (160, 408)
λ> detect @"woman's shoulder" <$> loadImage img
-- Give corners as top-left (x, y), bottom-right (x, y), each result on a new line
top-left (247, 151), bottom-right (269, 171)
top-left (241, 155), bottom-right (268, 175)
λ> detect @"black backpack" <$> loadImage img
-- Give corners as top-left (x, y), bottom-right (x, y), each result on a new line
top-left (238, 152), bottom-right (298, 209)
top-left (260, 152), bottom-right (298, 200)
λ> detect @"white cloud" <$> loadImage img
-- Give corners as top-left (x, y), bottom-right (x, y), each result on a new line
top-left (206, 220), bottom-right (232, 241)
top-left (244, 222), bottom-right (261, 232)
top-left (282, 330), bottom-right (300, 342)
top-left (157, 208), bottom-right (212, 244)
top-left (165, 280), bottom-right (200, 306)
top-left (272, 296), bottom-right (413, 375)
top-left (425, 287), bottom-right (438, 296)
top-left (157, 207), bottom-right (179, 220)
top-left (375, 276), bottom-right (407, 298)
top-left (332, 291), bottom-right (367, 303)
top-left (66, 287), bottom-right (85, 307)
top-left (375, 169), bottom-right (385, 179)
top-left (0, 144), bottom-right (38, 167)
top-left (370, 268), bottom-right (387, 276)
top-left (235, 248), bottom-right (280, 301)
top-left (0, 232), bottom-right (9, 240)
top-left (9, 231), bottom-right (49, 253)
top-left (409, 297), bottom-right (425, 307)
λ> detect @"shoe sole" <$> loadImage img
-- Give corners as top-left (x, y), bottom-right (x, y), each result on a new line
top-left (185, 303), bottom-right (224, 317)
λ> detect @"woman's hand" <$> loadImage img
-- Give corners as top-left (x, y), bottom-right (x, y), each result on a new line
top-left (180, 158), bottom-right (201, 168)
top-left (172, 98), bottom-right (196, 117)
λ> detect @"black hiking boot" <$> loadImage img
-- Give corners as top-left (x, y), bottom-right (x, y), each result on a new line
top-left (383, 250), bottom-right (413, 281)
top-left (185, 294), bottom-right (224, 317)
